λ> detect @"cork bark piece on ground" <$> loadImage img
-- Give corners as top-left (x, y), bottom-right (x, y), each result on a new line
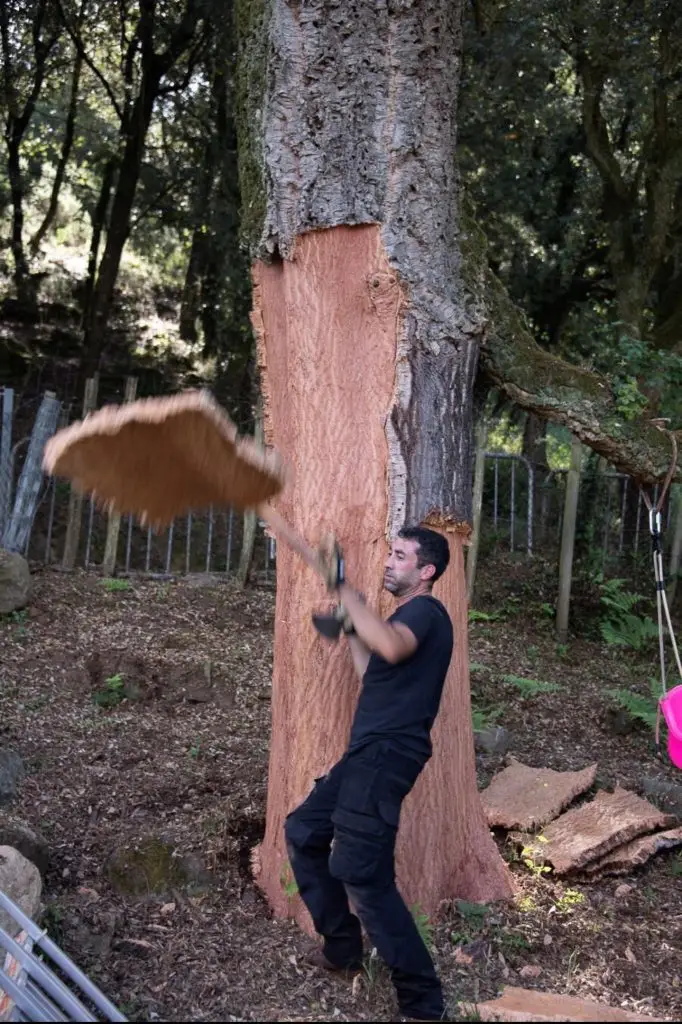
top-left (579, 825), bottom-right (682, 879)
top-left (534, 787), bottom-right (673, 875)
top-left (480, 759), bottom-right (598, 831)
top-left (468, 986), bottom-right (670, 1022)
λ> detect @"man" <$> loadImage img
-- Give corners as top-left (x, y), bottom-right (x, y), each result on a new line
top-left (284, 525), bottom-right (454, 1023)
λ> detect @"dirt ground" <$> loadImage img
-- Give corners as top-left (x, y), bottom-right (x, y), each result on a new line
top-left (1, 554), bottom-right (681, 1022)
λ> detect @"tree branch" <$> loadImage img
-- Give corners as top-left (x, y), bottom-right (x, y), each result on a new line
top-left (56, 0), bottom-right (123, 121)
top-left (460, 200), bottom-right (681, 485)
top-left (577, 56), bottom-right (630, 203)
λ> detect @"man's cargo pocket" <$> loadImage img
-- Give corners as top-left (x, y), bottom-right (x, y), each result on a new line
top-left (329, 804), bottom-right (396, 885)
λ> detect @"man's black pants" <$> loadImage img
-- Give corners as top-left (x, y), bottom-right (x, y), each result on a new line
top-left (284, 741), bottom-right (444, 1021)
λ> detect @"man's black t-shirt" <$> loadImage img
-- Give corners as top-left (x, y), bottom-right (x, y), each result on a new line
top-left (347, 595), bottom-right (454, 765)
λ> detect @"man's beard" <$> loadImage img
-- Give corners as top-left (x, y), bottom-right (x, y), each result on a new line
top-left (383, 574), bottom-right (401, 596)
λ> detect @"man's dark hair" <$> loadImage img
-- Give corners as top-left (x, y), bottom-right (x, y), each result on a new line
top-left (398, 525), bottom-right (450, 583)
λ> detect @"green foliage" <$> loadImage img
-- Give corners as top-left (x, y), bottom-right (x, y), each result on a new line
top-left (471, 703), bottom-right (503, 731)
top-left (460, 0), bottom-right (682, 424)
top-left (605, 678), bottom-right (660, 730)
top-left (100, 578), bottom-right (131, 592)
top-left (487, 415), bottom-right (523, 455)
top-left (450, 900), bottom-right (490, 945)
top-left (502, 674), bottom-right (561, 696)
top-left (410, 904), bottom-right (433, 951)
top-left (601, 615), bottom-right (659, 650)
top-left (522, 835), bottom-right (552, 877)
top-left (599, 579), bottom-right (657, 651)
top-left (497, 931), bottom-right (530, 951)
top-left (469, 661), bottom-right (489, 674)
top-left (468, 609), bottom-right (500, 622)
top-left (612, 375), bottom-right (649, 422)
top-left (280, 862), bottom-right (298, 901)
top-left (41, 904), bottom-right (65, 946)
top-left (555, 888), bottom-right (585, 913)
top-left (455, 900), bottom-right (489, 926)
top-left (599, 578), bottom-right (645, 614)
top-left (92, 672), bottom-right (125, 708)
top-left (3, 610), bottom-right (28, 640)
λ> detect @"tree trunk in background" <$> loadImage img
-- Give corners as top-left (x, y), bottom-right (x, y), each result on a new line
top-left (30, 48), bottom-right (84, 256)
top-left (0, 0), bottom-right (59, 312)
top-left (523, 412), bottom-right (549, 545)
top-left (6, 135), bottom-right (33, 309)
top-left (238, 0), bottom-right (513, 929)
top-left (81, 159), bottom-right (117, 335)
top-left (179, 227), bottom-right (206, 344)
top-left (236, 400), bottom-right (263, 588)
top-left (81, 3), bottom-right (205, 374)
top-left (82, 83), bottom-right (158, 373)
top-left (522, 412), bottom-right (549, 472)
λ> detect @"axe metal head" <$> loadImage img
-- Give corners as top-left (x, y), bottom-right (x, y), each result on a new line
top-left (311, 613), bottom-right (343, 640)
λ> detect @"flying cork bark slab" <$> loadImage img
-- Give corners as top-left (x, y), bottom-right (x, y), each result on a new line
top-left (579, 824), bottom-right (682, 879)
top-left (42, 390), bottom-right (286, 529)
top-left (480, 759), bottom-right (598, 831)
top-left (469, 986), bottom-right (669, 1022)
top-left (529, 787), bottom-right (673, 875)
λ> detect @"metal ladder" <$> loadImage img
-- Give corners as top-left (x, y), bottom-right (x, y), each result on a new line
top-left (0, 890), bottom-right (127, 1022)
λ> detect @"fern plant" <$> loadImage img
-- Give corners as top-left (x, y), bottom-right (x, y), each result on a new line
top-left (410, 904), bottom-right (433, 950)
top-left (606, 677), bottom-right (660, 730)
top-left (599, 577), bottom-right (645, 613)
top-left (502, 674), bottom-right (561, 697)
top-left (600, 614), bottom-right (659, 650)
top-left (468, 609), bottom-right (500, 623)
top-left (471, 703), bottom-right (503, 731)
top-left (599, 578), bottom-right (657, 651)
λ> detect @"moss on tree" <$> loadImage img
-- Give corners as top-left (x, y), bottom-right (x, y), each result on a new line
top-left (460, 196), bottom-right (681, 485)
top-left (234, 0), bottom-right (271, 253)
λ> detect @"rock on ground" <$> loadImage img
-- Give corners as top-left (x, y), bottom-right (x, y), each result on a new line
top-left (0, 816), bottom-right (49, 876)
top-left (0, 549), bottom-right (30, 615)
top-left (0, 845), bottom-right (42, 939)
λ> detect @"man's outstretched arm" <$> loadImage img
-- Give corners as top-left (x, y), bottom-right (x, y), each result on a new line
top-left (337, 585), bottom-right (418, 665)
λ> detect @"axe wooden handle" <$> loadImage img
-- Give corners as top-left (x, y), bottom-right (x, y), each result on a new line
top-left (258, 504), bottom-right (322, 575)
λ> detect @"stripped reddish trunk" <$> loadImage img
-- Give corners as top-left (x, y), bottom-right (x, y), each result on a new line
top-left (238, 0), bottom-right (514, 929)
top-left (250, 226), bottom-right (512, 926)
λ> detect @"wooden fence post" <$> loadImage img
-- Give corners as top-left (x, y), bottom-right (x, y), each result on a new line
top-left (237, 402), bottom-right (264, 588)
top-left (556, 435), bottom-right (582, 643)
top-left (101, 377), bottom-right (138, 575)
top-left (466, 418), bottom-right (488, 603)
top-left (62, 376), bottom-right (99, 570)
top-left (2, 392), bottom-right (61, 554)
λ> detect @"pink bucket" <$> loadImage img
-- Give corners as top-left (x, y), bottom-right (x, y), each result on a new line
top-left (660, 684), bottom-right (682, 769)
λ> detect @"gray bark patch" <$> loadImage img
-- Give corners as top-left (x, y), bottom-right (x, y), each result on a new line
top-left (249, 0), bottom-right (479, 524)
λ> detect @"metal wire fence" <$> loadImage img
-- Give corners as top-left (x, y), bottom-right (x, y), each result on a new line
top-left (482, 452), bottom-right (677, 573)
top-left (0, 383), bottom-right (678, 578)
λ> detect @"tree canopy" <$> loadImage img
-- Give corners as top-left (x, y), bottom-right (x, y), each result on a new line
top-left (0, 0), bottom-right (680, 472)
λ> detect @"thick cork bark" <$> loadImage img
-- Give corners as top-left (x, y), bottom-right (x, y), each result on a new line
top-left (237, 0), bottom-right (514, 926)
top-left (250, 226), bottom-right (511, 925)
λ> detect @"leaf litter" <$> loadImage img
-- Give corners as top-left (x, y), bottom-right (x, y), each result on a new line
top-left (0, 555), bottom-right (680, 1021)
